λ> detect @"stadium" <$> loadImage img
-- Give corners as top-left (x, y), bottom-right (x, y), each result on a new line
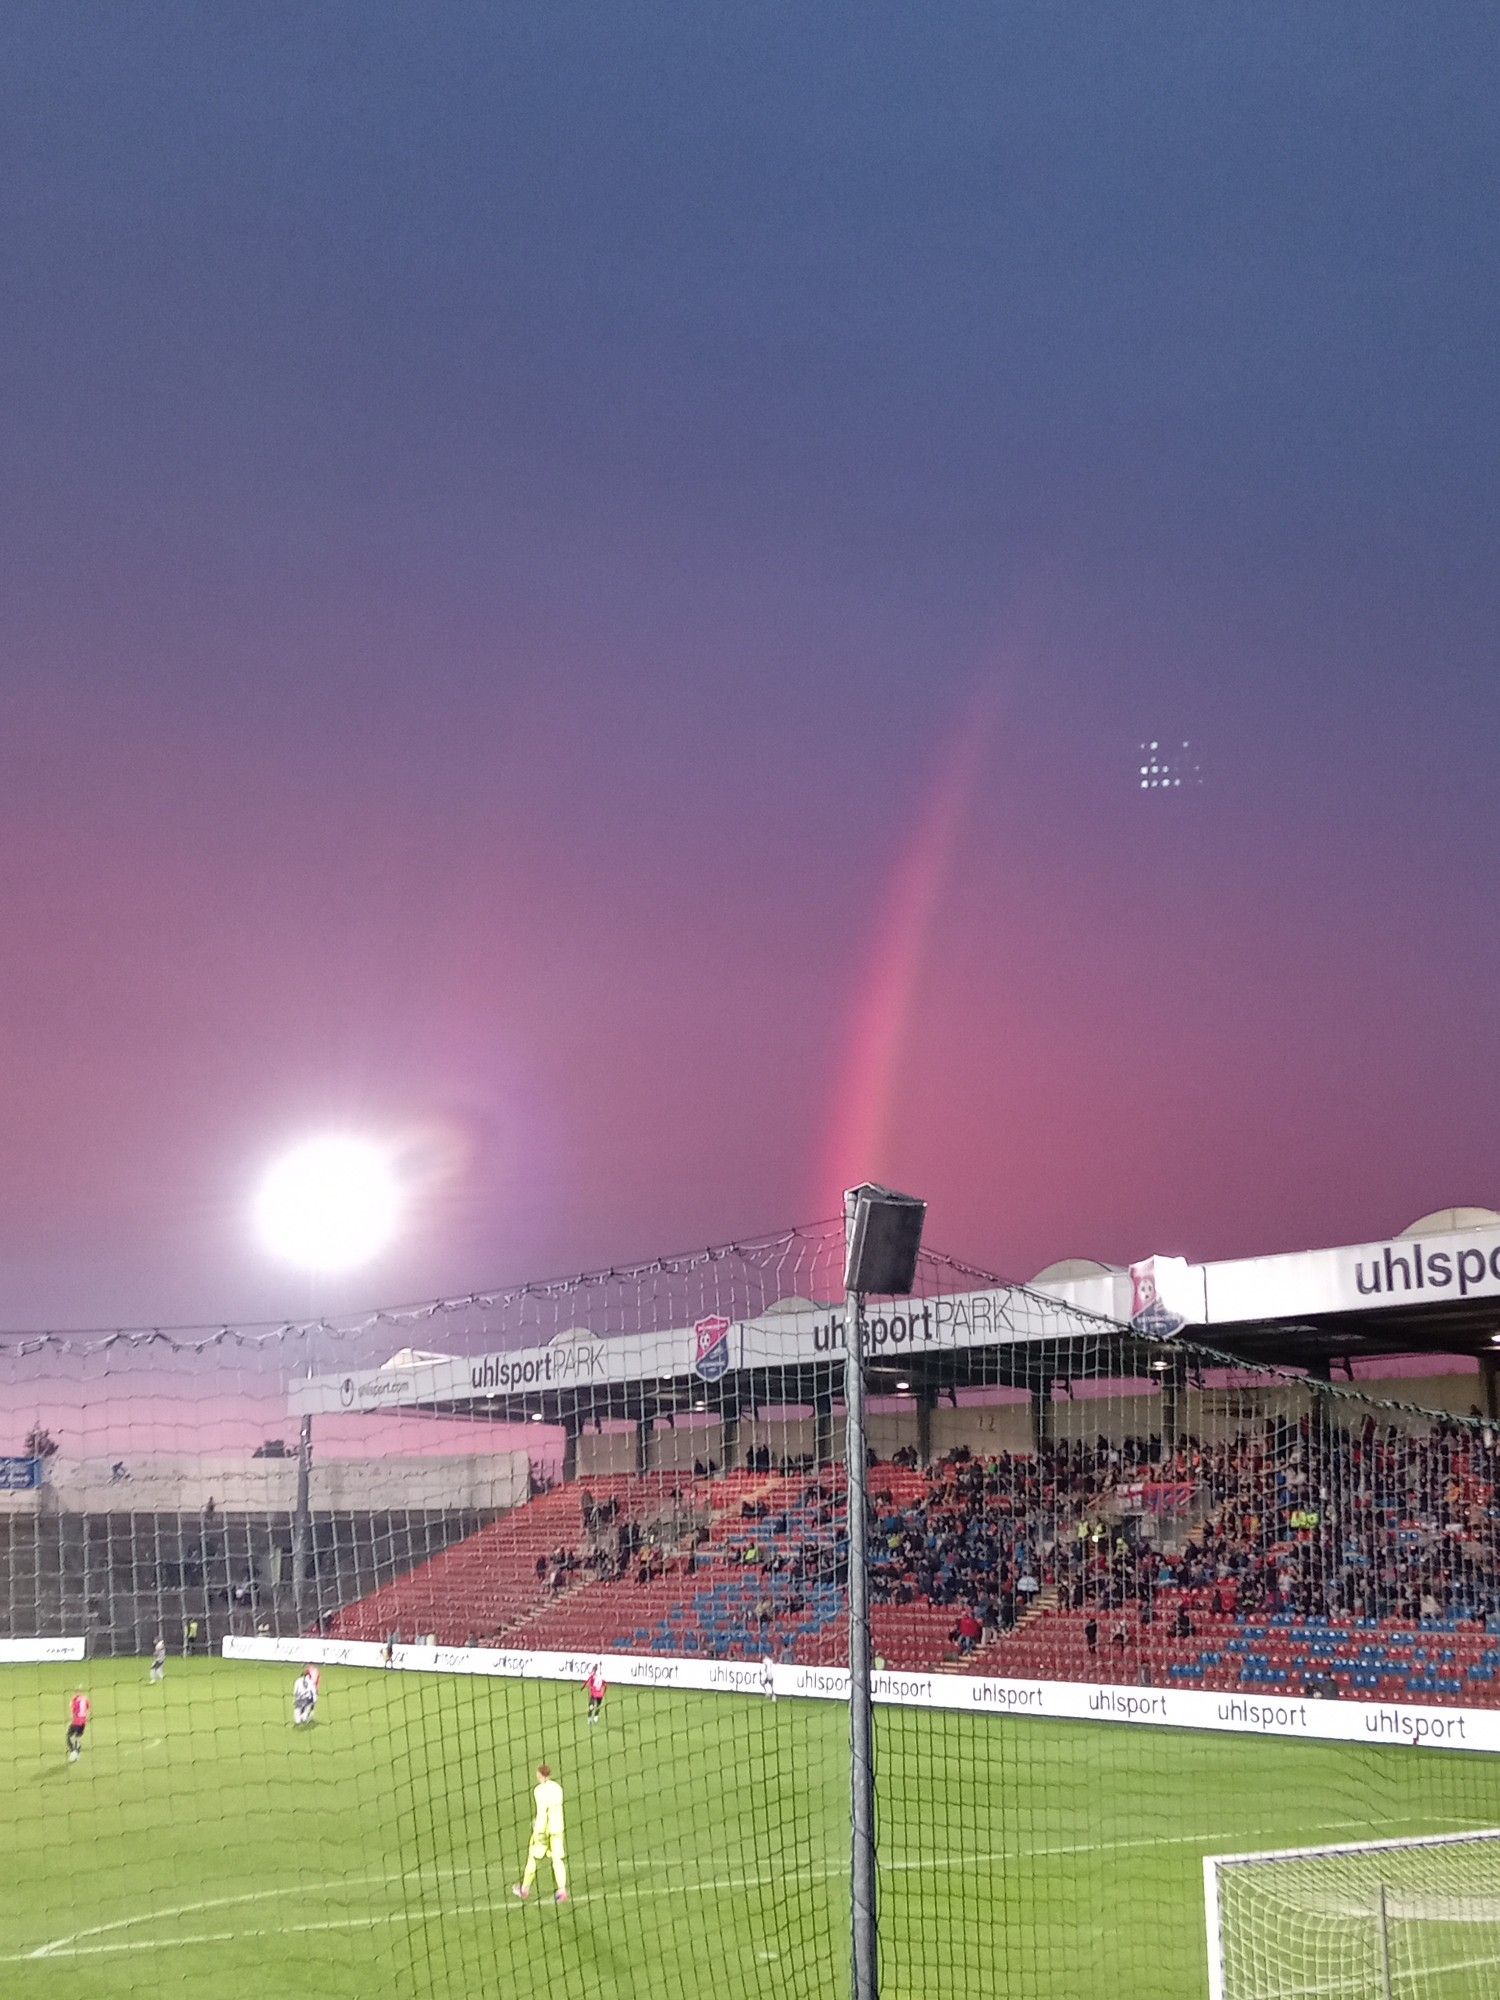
top-left (5, 1200), bottom-right (1500, 1998)
top-left (7, 1), bottom-right (1495, 1993)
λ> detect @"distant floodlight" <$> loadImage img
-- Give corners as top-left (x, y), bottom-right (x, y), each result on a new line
top-left (1133, 738), bottom-right (1202, 793)
top-left (528, 1411), bottom-right (545, 1423)
top-left (254, 1136), bottom-right (401, 1275)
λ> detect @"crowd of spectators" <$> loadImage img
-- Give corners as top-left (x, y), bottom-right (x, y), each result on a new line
top-left (867, 1441), bottom-right (1109, 1635)
top-left (573, 1489), bottom-right (716, 1587)
top-left (862, 1413), bottom-right (1500, 1641)
top-left (1162, 1411), bottom-right (1500, 1626)
top-left (732, 1477), bottom-right (849, 1590)
top-left (567, 1413), bottom-right (1500, 1649)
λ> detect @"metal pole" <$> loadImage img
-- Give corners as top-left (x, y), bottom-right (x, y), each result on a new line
top-left (1376, 1882), bottom-right (1394, 2000)
top-left (292, 1300), bottom-right (318, 1633)
top-left (293, 1413), bottom-right (312, 1631)
top-left (844, 1251), bottom-right (878, 2000)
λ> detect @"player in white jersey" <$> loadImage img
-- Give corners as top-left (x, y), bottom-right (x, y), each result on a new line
top-left (150, 1635), bottom-right (166, 1683)
top-left (512, 1764), bottom-right (569, 1903)
top-left (292, 1670), bottom-right (317, 1727)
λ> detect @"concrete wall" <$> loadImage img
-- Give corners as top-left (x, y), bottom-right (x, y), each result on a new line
top-left (433, 1374), bottom-right (1484, 1494)
top-left (47, 1458), bottom-right (297, 1514)
top-left (567, 1375), bottom-right (1482, 1484)
top-left (646, 1422), bottom-right (725, 1473)
top-left (929, 1403), bottom-right (1033, 1456)
top-left (314, 1453), bottom-right (527, 1512)
top-left (864, 1413), bottom-right (919, 1460)
top-left (742, 1417), bottom-right (817, 1462)
top-left (576, 1431), bottom-right (637, 1478)
top-left (1354, 1372), bottom-right (1487, 1419)
top-left (1046, 1391), bottom-right (1164, 1448)
top-left (40, 1451), bottom-right (528, 1515)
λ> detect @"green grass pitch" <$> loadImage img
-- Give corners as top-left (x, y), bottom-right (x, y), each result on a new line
top-left (0, 1659), bottom-right (1494, 1998)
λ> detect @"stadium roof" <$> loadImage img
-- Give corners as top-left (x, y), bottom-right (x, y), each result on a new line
top-left (286, 1209), bottom-right (1500, 1429)
top-left (289, 1280), bottom-right (1124, 1426)
top-left (1033, 1207), bottom-right (1500, 1367)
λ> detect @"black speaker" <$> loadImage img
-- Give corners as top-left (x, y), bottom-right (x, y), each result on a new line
top-left (844, 1184), bottom-right (927, 1296)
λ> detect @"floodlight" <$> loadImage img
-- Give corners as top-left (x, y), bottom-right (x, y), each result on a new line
top-left (254, 1136), bottom-right (401, 1275)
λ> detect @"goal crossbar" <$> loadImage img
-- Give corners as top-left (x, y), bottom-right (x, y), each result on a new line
top-left (1209, 1827), bottom-right (1500, 1871)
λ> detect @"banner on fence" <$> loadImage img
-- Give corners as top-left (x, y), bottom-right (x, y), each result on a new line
top-left (0, 1638), bottom-right (86, 1663)
top-left (222, 1636), bottom-right (1500, 1756)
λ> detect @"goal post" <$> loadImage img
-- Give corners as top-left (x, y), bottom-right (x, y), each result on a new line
top-left (1205, 1828), bottom-right (1500, 2000)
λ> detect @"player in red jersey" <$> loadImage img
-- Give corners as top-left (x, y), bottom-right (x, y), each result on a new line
top-left (67, 1689), bottom-right (91, 1763)
top-left (584, 1664), bottom-right (607, 1726)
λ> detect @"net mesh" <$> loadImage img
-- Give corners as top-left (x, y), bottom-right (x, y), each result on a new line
top-left (874, 1308), bottom-right (1500, 2000)
top-left (1207, 1831), bottom-right (1500, 1998)
top-left (0, 1222), bottom-right (1497, 1999)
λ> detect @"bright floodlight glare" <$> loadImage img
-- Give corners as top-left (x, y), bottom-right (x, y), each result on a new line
top-left (254, 1137), bottom-right (401, 1274)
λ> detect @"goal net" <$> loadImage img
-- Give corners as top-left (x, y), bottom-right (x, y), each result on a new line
top-left (1205, 1829), bottom-right (1500, 1999)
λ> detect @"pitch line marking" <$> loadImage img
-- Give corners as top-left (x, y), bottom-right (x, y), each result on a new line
top-left (13, 1820), bottom-right (1376, 1963)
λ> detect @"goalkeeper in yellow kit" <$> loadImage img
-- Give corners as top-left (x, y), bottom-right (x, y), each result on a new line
top-left (512, 1763), bottom-right (569, 1904)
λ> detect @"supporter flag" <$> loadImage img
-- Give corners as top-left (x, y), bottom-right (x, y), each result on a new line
top-left (1129, 1255), bottom-right (1196, 1337)
top-left (693, 1315), bottom-right (732, 1382)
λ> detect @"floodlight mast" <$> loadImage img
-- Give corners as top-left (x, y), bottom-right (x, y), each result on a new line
top-left (292, 1297), bottom-right (320, 1635)
top-left (843, 1183), bottom-right (927, 2000)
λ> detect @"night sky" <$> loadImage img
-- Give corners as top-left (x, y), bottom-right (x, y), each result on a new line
top-left (3, 5), bottom-right (1498, 1330)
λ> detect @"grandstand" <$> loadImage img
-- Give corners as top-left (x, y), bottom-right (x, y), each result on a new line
top-left (321, 1404), bottom-right (1500, 1704)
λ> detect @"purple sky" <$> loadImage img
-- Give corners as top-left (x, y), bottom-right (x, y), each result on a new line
top-left (2, 5), bottom-right (1497, 1333)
